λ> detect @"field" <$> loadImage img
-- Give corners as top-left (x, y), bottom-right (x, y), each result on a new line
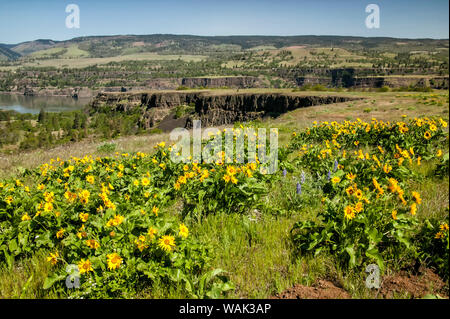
top-left (0, 50), bottom-right (208, 70)
top-left (0, 90), bottom-right (448, 299)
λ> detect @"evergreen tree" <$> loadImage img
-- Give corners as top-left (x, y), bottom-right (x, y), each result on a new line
top-left (73, 112), bottom-right (81, 129)
top-left (38, 108), bottom-right (46, 123)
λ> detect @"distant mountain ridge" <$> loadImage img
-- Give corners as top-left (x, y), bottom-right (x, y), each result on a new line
top-left (1, 34), bottom-right (449, 61)
top-left (0, 44), bottom-right (21, 61)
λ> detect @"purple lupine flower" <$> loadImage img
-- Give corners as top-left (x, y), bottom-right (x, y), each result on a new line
top-left (333, 159), bottom-right (338, 172)
top-left (300, 171), bottom-right (305, 184)
top-left (296, 182), bottom-right (302, 195)
top-left (327, 171), bottom-right (331, 181)
top-left (283, 168), bottom-right (287, 177)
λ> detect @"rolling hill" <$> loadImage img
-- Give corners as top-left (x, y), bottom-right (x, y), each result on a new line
top-left (1, 34), bottom-right (448, 60)
top-left (0, 44), bottom-right (21, 61)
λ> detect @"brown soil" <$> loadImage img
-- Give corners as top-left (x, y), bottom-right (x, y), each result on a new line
top-left (286, 45), bottom-right (307, 49)
top-left (271, 269), bottom-right (449, 299)
top-left (271, 280), bottom-right (351, 299)
top-left (157, 114), bottom-right (190, 132)
top-left (379, 268), bottom-right (448, 299)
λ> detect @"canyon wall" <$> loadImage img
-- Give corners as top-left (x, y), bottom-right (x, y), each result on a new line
top-left (295, 76), bottom-right (449, 89)
top-left (90, 91), bottom-right (360, 130)
top-left (181, 76), bottom-right (264, 88)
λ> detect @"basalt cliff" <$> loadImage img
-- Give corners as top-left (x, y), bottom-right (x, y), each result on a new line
top-left (89, 91), bottom-right (360, 130)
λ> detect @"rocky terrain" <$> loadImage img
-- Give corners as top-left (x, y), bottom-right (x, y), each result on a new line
top-left (89, 90), bottom-right (360, 130)
top-left (2, 69), bottom-right (447, 98)
top-left (180, 76), bottom-right (264, 89)
top-left (295, 75), bottom-right (449, 89)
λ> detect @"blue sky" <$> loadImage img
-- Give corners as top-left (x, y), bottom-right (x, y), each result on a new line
top-left (0, 0), bottom-right (448, 44)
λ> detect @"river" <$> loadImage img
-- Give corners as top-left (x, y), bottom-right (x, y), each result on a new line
top-left (0, 94), bottom-right (91, 114)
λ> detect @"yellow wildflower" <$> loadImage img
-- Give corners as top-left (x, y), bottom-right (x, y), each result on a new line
top-left (158, 235), bottom-right (176, 252)
top-left (179, 223), bottom-right (189, 238)
top-left (77, 259), bottom-right (93, 274)
top-left (107, 253), bottom-right (123, 270)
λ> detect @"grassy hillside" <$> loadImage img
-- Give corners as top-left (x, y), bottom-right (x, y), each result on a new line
top-left (3, 34), bottom-right (449, 59)
top-left (0, 45), bottom-right (21, 61)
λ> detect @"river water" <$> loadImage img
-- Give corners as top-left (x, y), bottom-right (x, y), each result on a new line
top-left (0, 94), bottom-right (91, 114)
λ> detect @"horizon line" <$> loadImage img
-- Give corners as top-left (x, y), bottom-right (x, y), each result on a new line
top-left (2, 33), bottom-right (449, 45)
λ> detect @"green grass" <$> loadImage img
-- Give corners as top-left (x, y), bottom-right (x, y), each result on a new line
top-left (0, 250), bottom-right (57, 298)
top-left (2, 52), bottom-right (208, 70)
top-left (64, 45), bottom-right (90, 58)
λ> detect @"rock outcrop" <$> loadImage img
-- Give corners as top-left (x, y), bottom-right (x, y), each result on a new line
top-left (89, 91), bottom-right (360, 130)
top-left (181, 76), bottom-right (264, 89)
top-left (294, 75), bottom-right (449, 89)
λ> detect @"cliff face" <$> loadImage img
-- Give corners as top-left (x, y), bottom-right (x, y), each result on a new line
top-left (6, 73), bottom-right (447, 98)
top-left (295, 76), bottom-right (449, 89)
top-left (90, 91), bottom-right (360, 130)
top-left (353, 76), bottom-right (449, 89)
top-left (181, 76), bottom-right (264, 89)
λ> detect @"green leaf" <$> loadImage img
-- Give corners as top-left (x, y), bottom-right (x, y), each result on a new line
top-left (43, 273), bottom-right (65, 290)
top-left (366, 247), bottom-right (385, 272)
top-left (367, 229), bottom-right (382, 245)
top-left (20, 275), bottom-right (34, 298)
top-left (8, 239), bottom-right (18, 254)
top-left (199, 268), bottom-right (224, 294)
top-left (345, 246), bottom-right (356, 268)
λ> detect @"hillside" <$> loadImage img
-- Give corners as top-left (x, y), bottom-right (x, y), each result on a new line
top-left (2, 34), bottom-right (449, 59)
top-left (0, 35), bottom-right (448, 96)
top-left (0, 45), bottom-right (21, 61)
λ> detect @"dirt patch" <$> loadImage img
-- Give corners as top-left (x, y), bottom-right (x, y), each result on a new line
top-left (286, 45), bottom-right (307, 49)
top-left (271, 280), bottom-right (351, 299)
top-left (157, 114), bottom-right (189, 132)
top-left (379, 268), bottom-right (448, 299)
top-left (271, 269), bottom-right (448, 299)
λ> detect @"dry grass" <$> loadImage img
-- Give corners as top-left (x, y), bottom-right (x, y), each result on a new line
top-left (0, 133), bottom-right (168, 179)
top-left (0, 52), bottom-right (207, 71)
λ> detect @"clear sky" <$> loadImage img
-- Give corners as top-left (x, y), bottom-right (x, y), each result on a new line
top-left (0, 0), bottom-right (448, 44)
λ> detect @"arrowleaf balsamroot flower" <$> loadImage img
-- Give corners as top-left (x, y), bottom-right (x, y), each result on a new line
top-left (331, 176), bottom-right (341, 184)
top-left (411, 191), bottom-right (422, 205)
top-left (107, 253), bottom-right (123, 270)
top-left (344, 206), bottom-right (355, 220)
top-left (86, 239), bottom-right (100, 249)
top-left (86, 175), bottom-right (95, 184)
top-left (79, 213), bottom-right (89, 222)
top-left (47, 252), bottom-right (59, 265)
top-left (148, 227), bottom-right (158, 239)
top-left (56, 228), bottom-right (65, 239)
top-left (179, 224), bottom-right (189, 238)
top-left (78, 259), bottom-right (93, 274)
top-left (158, 235), bottom-right (176, 252)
